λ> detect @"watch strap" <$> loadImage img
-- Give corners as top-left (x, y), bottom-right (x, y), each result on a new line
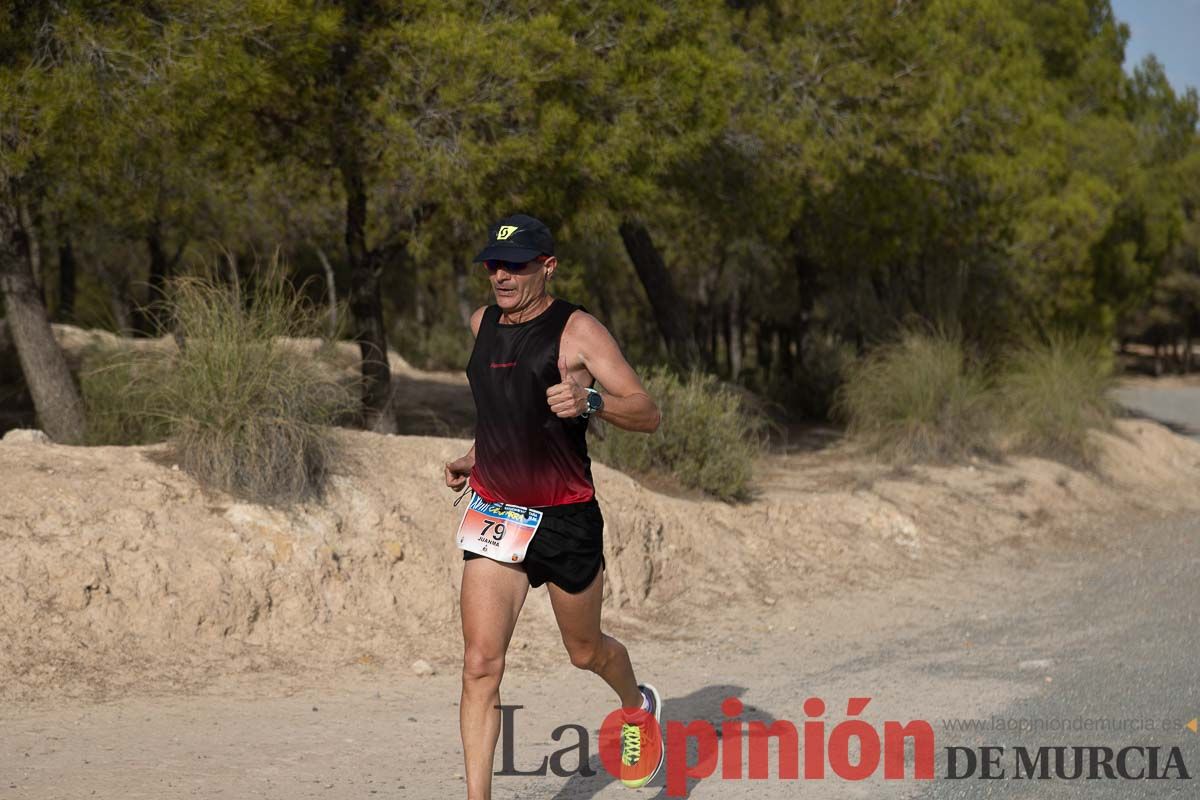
top-left (581, 387), bottom-right (603, 418)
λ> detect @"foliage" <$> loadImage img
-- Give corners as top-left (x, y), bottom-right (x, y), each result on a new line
top-left (834, 330), bottom-right (996, 463)
top-left (588, 367), bottom-right (765, 502)
top-left (3, 0), bottom-right (1199, 438)
top-left (997, 333), bottom-right (1115, 467)
top-left (1119, 133), bottom-right (1200, 369)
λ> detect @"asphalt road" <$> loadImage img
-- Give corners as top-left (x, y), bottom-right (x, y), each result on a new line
top-left (1113, 385), bottom-right (1200, 439)
top-left (914, 512), bottom-right (1200, 799)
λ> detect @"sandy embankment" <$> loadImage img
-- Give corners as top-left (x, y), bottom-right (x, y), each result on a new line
top-left (2, 401), bottom-right (1199, 704)
top-left (2, 323), bottom-right (1199, 702)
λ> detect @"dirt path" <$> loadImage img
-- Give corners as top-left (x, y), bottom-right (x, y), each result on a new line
top-left (5, 509), bottom-right (1197, 800)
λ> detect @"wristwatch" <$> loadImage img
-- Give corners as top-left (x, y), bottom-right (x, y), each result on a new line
top-left (581, 387), bottom-right (604, 419)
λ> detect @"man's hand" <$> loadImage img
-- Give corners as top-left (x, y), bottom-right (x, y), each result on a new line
top-left (546, 356), bottom-right (587, 418)
top-left (444, 452), bottom-right (474, 491)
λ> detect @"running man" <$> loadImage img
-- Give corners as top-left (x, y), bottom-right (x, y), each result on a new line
top-left (444, 213), bottom-right (664, 797)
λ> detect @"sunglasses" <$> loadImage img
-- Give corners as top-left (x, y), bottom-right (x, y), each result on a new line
top-left (483, 255), bottom-right (548, 273)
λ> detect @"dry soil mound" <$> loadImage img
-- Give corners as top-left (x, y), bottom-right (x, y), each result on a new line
top-left (2, 417), bottom-right (1199, 702)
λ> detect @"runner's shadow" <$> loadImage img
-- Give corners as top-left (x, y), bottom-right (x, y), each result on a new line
top-left (548, 683), bottom-right (782, 799)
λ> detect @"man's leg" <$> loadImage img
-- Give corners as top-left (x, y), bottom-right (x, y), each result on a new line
top-left (461, 557), bottom-right (530, 800)
top-left (547, 567), bottom-right (642, 709)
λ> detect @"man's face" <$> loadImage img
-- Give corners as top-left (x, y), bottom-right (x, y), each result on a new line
top-left (485, 257), bottom-right (552, 310)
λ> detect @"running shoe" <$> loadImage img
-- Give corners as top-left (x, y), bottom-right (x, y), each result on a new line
top-left (620, 683), bottom-right (664, 789)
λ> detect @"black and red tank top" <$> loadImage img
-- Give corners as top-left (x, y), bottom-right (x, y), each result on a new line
top-left (466, 297), bottom-right (595, 507)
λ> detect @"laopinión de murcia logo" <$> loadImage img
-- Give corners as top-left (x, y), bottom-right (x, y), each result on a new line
top-left (493, 697), bottom-right (1195, 796)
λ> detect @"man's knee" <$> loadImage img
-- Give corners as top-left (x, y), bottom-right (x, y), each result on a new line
top-left (565, 637), bottom-right (607, 672)
top-left (463, 645), bottom-right (505, 685)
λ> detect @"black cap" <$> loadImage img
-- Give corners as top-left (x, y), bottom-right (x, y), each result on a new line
top-left (472, 214), bottom-right (555, 263)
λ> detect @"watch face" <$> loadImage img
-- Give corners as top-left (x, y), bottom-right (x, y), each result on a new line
top-left (587, 391), bottom-right (602, 412)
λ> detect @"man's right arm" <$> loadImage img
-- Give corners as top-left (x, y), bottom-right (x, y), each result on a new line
top-left (445, 444), bottom-right (475, 490)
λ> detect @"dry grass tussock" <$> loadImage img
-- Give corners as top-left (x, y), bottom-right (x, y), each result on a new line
top-left (80, 258), bottom-right (358, 505)
top-left (836, 329), bottom-right (1115, 468)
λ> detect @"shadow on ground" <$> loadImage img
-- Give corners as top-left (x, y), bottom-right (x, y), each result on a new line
top-left (545, 683), bottom-right (783, 800)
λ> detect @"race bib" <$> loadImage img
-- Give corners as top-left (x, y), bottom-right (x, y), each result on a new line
top-left (456, 493), bottom-right (543, 563)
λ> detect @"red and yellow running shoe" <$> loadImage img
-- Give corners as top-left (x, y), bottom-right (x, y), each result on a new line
top-left (619, 683), bottom-right (664, 789)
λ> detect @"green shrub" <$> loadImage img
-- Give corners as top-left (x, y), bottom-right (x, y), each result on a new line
top-left (997, 333), bottom-right (1114, 467)
top-left (143, 260), bottom-right (358, 505)
top-left (834, 330), bottom-right (995, 463)
top-left (588, 367), bottom-right (765, 502)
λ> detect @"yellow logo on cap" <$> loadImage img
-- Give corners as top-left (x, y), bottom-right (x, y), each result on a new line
top-left (496, 225), bottom-right (519, 240)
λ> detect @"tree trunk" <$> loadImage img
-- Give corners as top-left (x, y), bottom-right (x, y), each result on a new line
top-left (338, 142), bottom-right (395, 434)
top-left (780, 326), bottom-right (794, 376)
top-left (728, 285), bottom-right (743, 380)
top-left (131, 221), bottom-right (182, 337)
top-left (756, 325), bottom-right (771, 371)
top-left (709, 308), bottom-right (719, 372)
top-left (94, 259), bottom-right (133, 335)
top-left (17, 199), bottom-right (43, 299)
top-left (0, 200), bottom-right (85, 443)
top-left (788, 227), bottom-right (821, 380)
top-left (618, 220), bottom-right (701, 369)
top-left (330, 4), bottom-right (395, 435)
top-left (143, 224), bottom-right (169, 336)
top-left (57, 235), bottom-right (76, 322)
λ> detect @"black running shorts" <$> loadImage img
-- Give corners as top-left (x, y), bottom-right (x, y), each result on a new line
top-left (462, 498), bottom-right (605, 594)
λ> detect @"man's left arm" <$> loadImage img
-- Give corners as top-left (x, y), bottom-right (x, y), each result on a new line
top-left (547, 313), bottom-right (661, 434)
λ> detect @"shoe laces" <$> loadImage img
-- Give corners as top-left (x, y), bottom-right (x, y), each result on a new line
top-left (621, 722), bottom-right (642, 766)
